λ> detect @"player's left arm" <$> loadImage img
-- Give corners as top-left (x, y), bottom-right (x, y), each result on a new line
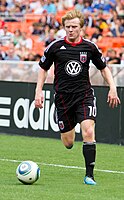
top-left (100, 66), bottom-right (121, 108)
top-left (91, 43), bottom-right (121, 108)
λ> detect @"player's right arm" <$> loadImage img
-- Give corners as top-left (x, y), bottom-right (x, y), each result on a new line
top-left (34, 41), bottom-right (55, 108)
top-left (35, 68), bottom-right (47, 109)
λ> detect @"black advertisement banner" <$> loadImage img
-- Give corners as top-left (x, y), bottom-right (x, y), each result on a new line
top-left (0, 81), bottom-right (123, 145)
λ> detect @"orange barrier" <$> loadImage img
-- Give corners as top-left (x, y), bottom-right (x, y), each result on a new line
top-left (24, 14), bottom-right (42, 23)
top-left (5, 21), bottom-right (33, 33)
top-left (97, 41), bottom-right (112, 52)
top-left (96, 37), bottom-right (124, 53)
top-left (0, 46), bottom-right (9, 51)
top-left (112, 37), bottom-right (124, 48)
top-left (6, 22), bottom-right (21, 32)
top-left (32, 39), bottom-right (45, 56)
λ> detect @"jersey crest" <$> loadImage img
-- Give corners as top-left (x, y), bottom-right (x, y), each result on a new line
top-left (58, 121), bottom-right (64, 130)
top-left (80, 52), bottom-right (87, 63)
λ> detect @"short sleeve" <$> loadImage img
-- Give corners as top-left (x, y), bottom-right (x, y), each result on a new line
top-left (39, 44), bottom-right (54, 71)
top-left (92, 43), bottom-right (106, 70)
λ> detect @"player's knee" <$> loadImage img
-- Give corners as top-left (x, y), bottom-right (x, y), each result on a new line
top-left (86, 127), bottom-right (94, 137)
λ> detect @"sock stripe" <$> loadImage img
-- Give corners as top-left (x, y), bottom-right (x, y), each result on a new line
top-left (83, 142), bottom-right (96, 145)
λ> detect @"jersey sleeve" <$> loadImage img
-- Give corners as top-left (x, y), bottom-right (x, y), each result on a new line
top-left (91, 43), bottom-right (106, 70)
top-left (39, 44), bottom-right (54, 71)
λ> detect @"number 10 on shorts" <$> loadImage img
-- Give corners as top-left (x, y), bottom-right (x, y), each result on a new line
top-left (88, 106), bottom-right (97, 117)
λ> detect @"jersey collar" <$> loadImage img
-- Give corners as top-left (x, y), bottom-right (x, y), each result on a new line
top-left (64, 36), bottom-right (82, 46)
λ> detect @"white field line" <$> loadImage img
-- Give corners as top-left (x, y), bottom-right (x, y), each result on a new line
top-left (0, 158), bottom-right (124, 175)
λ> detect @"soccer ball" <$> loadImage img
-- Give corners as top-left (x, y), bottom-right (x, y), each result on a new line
top-left (16, 160), bottom-right (40, 184)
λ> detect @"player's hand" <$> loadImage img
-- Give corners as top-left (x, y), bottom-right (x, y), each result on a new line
top-left (107, 89), bottom-right (121, 108)
top-left (34, 91), bottom-right (44, 109)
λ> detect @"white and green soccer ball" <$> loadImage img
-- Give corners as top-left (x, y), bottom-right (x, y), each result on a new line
top-left (16, 160), bottom-right (40, 184)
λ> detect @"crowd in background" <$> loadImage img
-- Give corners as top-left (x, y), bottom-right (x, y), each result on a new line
top-left (0, 0), bottom-right (124, 64)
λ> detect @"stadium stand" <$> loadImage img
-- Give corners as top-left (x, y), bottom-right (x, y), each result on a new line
top-left (0, 0), bottom-right (124, 60)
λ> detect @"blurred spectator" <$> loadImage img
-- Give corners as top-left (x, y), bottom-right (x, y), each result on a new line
top-left (13, 1), bottom-right (30, 14)
top-left (43, 0), bottom-right (57, 14)
top-left (34, 0), bottom-right (45, 14)
top-left (95, 17), bottom-right (109, 33)
top-left (120, 52), bottom-right (124, 64)
top-left (38, 13), bottom-right (48, 29)
top-left (106, 48), bottom-right (121, 64)
top-left (0, 24), bottom-right (14, 46)
top-left (91, 26), bottom-right (103, 42)
top-left (104, 0), bottom-right (117, 13)
top-left (0, 2), bottom-right (9, 18)
top-left (45, 28), bottom-right (56, 47)
top-left (116, 1), bottom-right (124, 16)
top-left (106, 9), bottom-right (118, 24)
top-left (25, 52), bottom-right (35, 61)
top-left (0, 44), bottom-right (6, 60)
top-left (9, 41), bottom-right (15, 49)
top-left (82, 0), bottom-right (93, 13)
top-left (81, 28), bottom-right (90, 38)
top-left (34, 53), bottom-right (41, 61)
top-left (32, 22), bottom-right (43, 35)
top-left (0, 0), bottom-right (8, 13)
top-left (119, 46), bottom-right (124, 64)
top-left (38, 13), bottom-right (52, 40)
top-left (12, 4), bottom-right (24, 18)
top-left (120, 46), bottom-right (124, 56)
top-left (11, 29), bottom-right (22, 46)
top-left (84, 10), bottom-right (94, 27)
top-left (56, 25), bottom-right (66, 38)
top-left (0, 52), bottom-right (4, 60)
top-left (29, 0), bottom-right (42, 13)
top-left (47, 13), bottom-right (60, 30)
top-left (6, 0), bottom-right (15, 10)
top-left (4, 47), bottom-right (20, 60)
top-left (52, 0), bottom-right (59, 11)
top-left (15, 44), bottom-right (30, 60)
top-left (43, 24), bottom-right (50, 40)
top-left (75, 0), bottom-right (84, 12)
top-left (38, 25), bottom-right (50, 41)
top-left (110, 17), bottom-right (124, 37)
top-left (56, 0), bottom-right (74, 11)
top-left (0, 0), bottom-right (8, 7)
top-left (16, 32), bottom-right (33, 50)
top-left (92, 0), bottom-right (104, 12)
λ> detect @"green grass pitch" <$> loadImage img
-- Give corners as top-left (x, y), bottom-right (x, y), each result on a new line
top-left (0, 133), bottom-right (124, 200)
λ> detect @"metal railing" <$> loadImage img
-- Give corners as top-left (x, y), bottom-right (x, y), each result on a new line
top-left (0, 60), bottom-right (124, 86)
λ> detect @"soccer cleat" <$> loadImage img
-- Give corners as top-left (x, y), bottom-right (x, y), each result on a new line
top-left (84, 176), bottom-right (96, 185)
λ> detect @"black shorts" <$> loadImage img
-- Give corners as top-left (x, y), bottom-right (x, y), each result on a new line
top-left (55, 90), bottom-right (97, 133)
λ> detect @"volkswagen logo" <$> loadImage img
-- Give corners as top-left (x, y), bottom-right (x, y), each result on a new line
top-left (65, 60), bottom-right (82, 76)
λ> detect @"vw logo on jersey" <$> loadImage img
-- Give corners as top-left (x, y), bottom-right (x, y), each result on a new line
top-left (65, 60), bottom-right (82, 76)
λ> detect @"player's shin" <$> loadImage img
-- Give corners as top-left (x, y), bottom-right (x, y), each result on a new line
top-left (82, 142), bottom-right (96, 178)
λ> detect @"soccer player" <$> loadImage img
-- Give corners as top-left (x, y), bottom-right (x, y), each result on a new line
top-left (34, 9), bottom-right (121, 185)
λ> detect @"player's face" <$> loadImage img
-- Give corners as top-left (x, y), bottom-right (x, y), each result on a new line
top-left (64, 18), bottom-right (82, 43)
